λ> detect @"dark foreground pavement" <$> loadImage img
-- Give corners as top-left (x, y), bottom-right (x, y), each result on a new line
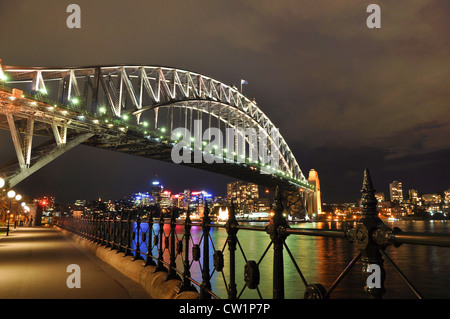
top-left (0, 226), bottom-right (150, 299)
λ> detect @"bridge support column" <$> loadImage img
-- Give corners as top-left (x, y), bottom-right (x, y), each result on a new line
top-left (4, 132), bottom-right (94, 189)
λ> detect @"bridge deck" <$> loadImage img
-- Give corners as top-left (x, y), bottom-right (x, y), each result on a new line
top-left (0, 226), bottom-right (150, 299)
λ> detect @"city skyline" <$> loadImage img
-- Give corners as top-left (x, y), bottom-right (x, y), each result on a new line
top-left (0, 1), bottom-right (448, 205)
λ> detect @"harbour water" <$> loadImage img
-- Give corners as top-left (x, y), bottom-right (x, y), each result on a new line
top-left (132, 220), bottom-right (450, 299)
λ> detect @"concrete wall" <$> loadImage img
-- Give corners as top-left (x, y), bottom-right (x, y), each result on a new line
top-left (58, 227), bottom-right (200, 299)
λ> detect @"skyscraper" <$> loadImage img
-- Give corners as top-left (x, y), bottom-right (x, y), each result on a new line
top-left (409, 189), bottom-right (419, 204)
top-left (389, 181), bottom-right (403, 202)
top-left (227, 181), bottom-right (259, 213)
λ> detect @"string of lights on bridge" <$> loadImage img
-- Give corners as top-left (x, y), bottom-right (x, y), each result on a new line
top-left (0, 81), bottom-right (313, 191)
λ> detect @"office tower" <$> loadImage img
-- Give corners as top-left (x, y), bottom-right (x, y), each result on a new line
top-left (409, 189), bottom-right (419, 204)
top-left (227, 181), bottom-right (259, 213)
top-left (389, 181), bottom-right (403, 202)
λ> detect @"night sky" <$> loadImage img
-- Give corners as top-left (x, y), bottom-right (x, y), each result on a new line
top-left (0, 0), bottom-right (448, 204)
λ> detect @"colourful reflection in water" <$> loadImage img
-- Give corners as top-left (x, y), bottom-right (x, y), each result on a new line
top-left (130, 220), bottom-right (450, 299)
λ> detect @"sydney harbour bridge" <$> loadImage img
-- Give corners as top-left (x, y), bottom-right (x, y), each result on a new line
top-left (0, 60), bottom-right (320, 217)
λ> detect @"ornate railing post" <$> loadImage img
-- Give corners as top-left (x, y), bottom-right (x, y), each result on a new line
top-left (166, 208), bottom-right (180, 280)
top-left (110, 211), bottom-right (117, 250)
top-left (145, 209), bottom-right (156, 266)
top-left (90, 214), bottom-right (96, 241)
top-left (178, 207), bottom-right (197, 292)
top-left (225, 200), bottom-right (238, 299)
top-left (355, 168), bottom-right (386, 299)
top-left (155, 209), bottom-right (168, 273)
top-left (133, 212), bottom-right (144, 261)
top-left (117, 211), bottom-right (124, 254)
top-left (200, 203), bottom-right (212, 299)
top-left (124, 211), bottom-right (133, 257)
top-left (266, 186), bottom-right (290, 299)
top-left (105, 211), bottom-right (112, 248)
top-left (100, 214), bottom-right (106, 245)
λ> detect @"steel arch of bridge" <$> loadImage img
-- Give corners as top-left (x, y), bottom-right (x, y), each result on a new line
top-left (0, 63), bottom-right (312, 191)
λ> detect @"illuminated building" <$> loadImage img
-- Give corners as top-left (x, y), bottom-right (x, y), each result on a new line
top-left (444, 189), bottom-right (450, 204)
top-left (132, 192), bottom-right (151, 206)
top-left (151, 180), bottom-right (163, 201)
top-left (307, 169), bottom-right (322, 217)
top-left (227, 181), bottom-right (259, 213)
top-left (74, 200), bottom-right (86, 207)
top-left (171, 193), bottom-right (186, 209)
top-left (375, 192), bottom-right (385, 202)
top-left (160, 190), bottom-right (172, 209)
top-left (389, 181), bottom-right (403, 203)
top-left (408, 189), bottom-right (420, 205)
top-left (422, 194), bottom-right (441, 205)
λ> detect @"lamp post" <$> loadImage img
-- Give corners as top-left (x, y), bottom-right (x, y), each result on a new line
top-left (14, 194), bottom-right (21, 229)
top-left (7, 190), bottom-right (15, 236)
top-left (0, 178), bottom-right (5, 223)
top-left (21, 202), bottom-right (26, 227)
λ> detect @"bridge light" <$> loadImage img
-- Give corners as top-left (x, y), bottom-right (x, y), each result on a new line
top-left (160, 127), bottom-right (166, 133)
top-left (71, 97), bottom-right (79, 105)
top-left (122, 114), bottom-right (129, 121)
top-left (92, 119), bottom-right (99, 124)
top-left (0, 73), bottom-right (8, 81)
top-left (39, 88), bottom-right (47, 95)
top-left (99, 106), bottom-right (107, 114)
top-left (7, 190), bottom-right (16, 199)
top-left (142, 121), bottom-right (149, 127)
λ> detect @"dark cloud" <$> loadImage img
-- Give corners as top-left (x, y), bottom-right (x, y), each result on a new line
top-left (0, 0), bottom-right (448, 203)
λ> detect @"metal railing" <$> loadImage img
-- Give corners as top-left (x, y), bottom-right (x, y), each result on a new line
top-left (57, 169), bottom-right (450, 299)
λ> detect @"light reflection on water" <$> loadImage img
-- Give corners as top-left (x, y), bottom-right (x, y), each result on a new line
top-left (131, 220), bottom-right (450, 299)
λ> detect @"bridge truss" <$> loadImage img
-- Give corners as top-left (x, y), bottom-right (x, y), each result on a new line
top-left (0, 62), bottom-right (315, 215)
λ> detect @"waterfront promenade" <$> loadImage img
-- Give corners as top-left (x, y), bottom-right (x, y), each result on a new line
top-left (0, 226), bottom-right (150, 299)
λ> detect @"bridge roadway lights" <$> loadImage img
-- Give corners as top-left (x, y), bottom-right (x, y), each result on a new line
top-left (1, 63), bottom-right (310, 190)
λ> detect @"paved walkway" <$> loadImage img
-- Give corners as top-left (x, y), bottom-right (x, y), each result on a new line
top-left (0, 226), bottom-right (150, 299)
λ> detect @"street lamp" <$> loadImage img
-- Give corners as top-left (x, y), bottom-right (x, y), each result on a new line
top-left (0, 177), bottom-right (5, 188)
top-left (6, 190), bottom-right (15, 236)
top-left (14, 194), bottom-right (21, 228)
